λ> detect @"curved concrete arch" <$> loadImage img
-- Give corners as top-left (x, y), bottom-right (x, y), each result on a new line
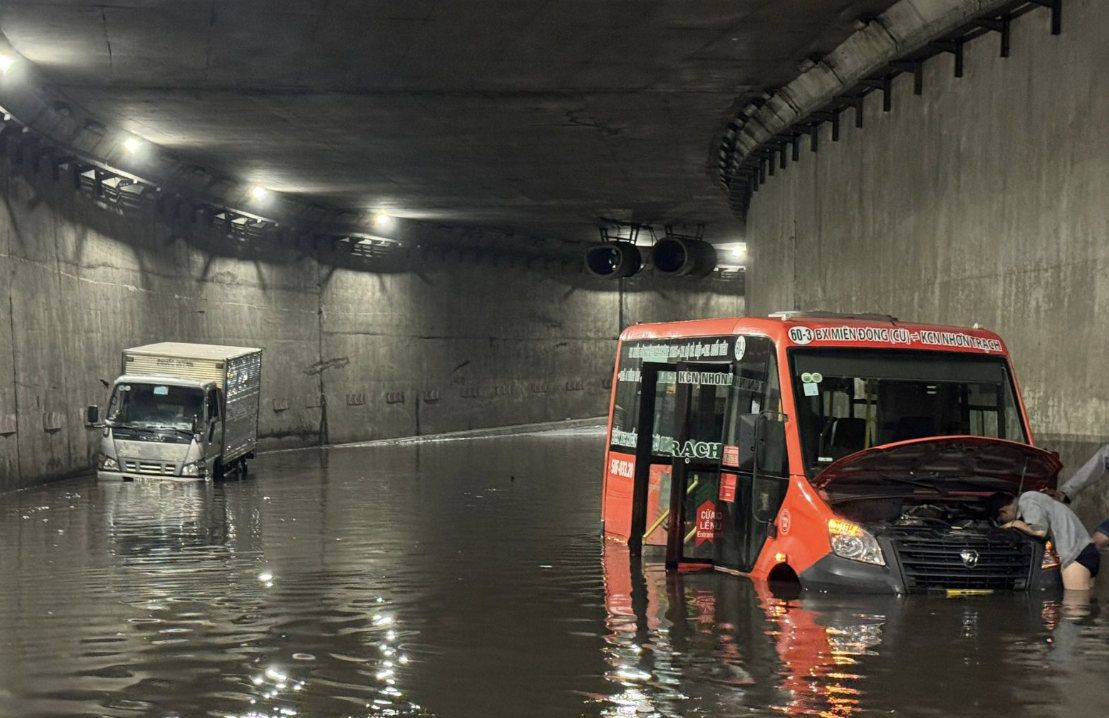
top-left (717, 0), bottom-right (1037, 211)
top-left (0, 32), bottom-right (563, 260)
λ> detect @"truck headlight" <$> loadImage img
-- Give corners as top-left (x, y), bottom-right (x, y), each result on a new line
top-left (181, 460), bottom-right (206, 478)
top-left (828, 518), bottom-right (886, 566)
top-left (97, 452), bottom-right (119, 471)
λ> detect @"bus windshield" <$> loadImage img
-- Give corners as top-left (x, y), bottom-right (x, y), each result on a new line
top-left (789, 349), bottom-right (1028, 478)
top-left (107, 383), bottom-right (204, 431)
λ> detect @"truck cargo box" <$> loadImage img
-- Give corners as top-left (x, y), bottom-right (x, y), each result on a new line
top-left (122, 343), bottom-right (262, 462)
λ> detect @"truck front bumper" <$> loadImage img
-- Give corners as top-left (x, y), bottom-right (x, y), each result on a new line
top-left (97, 469), bottom-right (207, 483)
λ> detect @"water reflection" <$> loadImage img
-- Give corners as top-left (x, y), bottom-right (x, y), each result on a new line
top-left (599, 542), bottom-right (1109, 718)
top-left (0, 470), bottom-right (432, 717)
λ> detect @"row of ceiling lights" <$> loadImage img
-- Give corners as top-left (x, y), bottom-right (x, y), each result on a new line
top-left (1, 50), bottom-right (399, 234)
top-left (124, 124), bottom-right (396, 231)
top-left (2, 49), bottom-right (741, 257)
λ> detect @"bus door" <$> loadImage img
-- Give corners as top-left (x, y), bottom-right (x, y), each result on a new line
top-left (625, 362), bottom-right (671, 556)
top-left (713, 337), bottom-right (790, 574)
top-left (661, 361), bottom-right (735, 569)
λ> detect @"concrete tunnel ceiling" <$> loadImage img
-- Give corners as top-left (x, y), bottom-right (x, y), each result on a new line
top-left (0, 0), bottom-right (899, 252)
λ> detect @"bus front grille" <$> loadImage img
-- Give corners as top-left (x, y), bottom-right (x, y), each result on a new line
top-left (893, 534), bottom-right (1032, 592)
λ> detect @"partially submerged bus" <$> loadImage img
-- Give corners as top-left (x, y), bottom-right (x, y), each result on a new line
top-left (602, 312), bottom-right (1062, 593)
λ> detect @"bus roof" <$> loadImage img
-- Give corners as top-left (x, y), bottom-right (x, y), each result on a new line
top-left (619, 313), bottom-right (1009, 356)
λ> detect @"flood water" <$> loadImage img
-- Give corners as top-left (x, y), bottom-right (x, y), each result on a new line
top-left (1, 424), bottom-right (1107, 718)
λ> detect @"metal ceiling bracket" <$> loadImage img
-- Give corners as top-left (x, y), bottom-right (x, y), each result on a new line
top-left (797, 123), bottom-right (820, 153)
top-left (892, 60), bottom-right (924, 96)
top-left (975, 16), bottom-right (1012, 57)
top-left (1028, 0), bottom-right (1062, 35)
top-left (776, 141), bottom-right (788, 169)
top-left (931, 39), bottom-right (966, 77)
top-left (838, 96), bottom-right (865, 129)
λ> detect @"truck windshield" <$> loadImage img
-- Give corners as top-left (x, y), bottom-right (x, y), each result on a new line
top-left (789, 349), bottom-right (1028, 478)
top-left (107, 383), bottom-right (204, 430)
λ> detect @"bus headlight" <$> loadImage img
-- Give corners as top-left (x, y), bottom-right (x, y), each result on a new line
top-left (1042, 541), bottom-right (1060, 570)
top-left (181, 460), bottom-right (206, 477)
top-left (97, 452), bottom-right (119, 471)
top-left (828, 518), bottom-right (886, 566)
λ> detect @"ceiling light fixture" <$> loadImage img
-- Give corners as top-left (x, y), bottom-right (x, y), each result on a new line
top-left (250, 186), bottom-right (269, 201)
top-left (0, 53), bottom-right (15, 75)
top-left (372, 211), bottom-right (394, 230)
top-left (122, 137), bottom-right (143, 154)
top-left (731, 245), bottom-right (746, 259)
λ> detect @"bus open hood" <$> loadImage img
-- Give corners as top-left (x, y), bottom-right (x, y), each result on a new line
top-left (811, 436), bottom-right (1061, 492)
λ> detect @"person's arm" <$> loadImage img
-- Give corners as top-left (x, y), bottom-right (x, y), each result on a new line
top-left (1006, 498), bottom-right (1050, 539)
top-left (1001, 519), bottom-right (1047, 538)
top-left (1058, 445), bottom-right (1109, 499)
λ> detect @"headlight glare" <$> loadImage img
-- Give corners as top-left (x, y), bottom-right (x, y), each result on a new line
top-left (97, 452), bottom-right (119, 471)
top-left (181, 460), bottom-right (206, 477)
top-left (828, 518), bottom-right (886, 566)
top-left (1041, 541), bottom-right (1060, 570)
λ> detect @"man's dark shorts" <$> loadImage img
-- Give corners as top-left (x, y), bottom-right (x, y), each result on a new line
top-left (1075, 542), bottom-right (1101, 577)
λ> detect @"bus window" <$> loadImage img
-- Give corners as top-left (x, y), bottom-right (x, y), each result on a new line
top-left (609, 353), bottom-right (642, 451)
top-left (649, 370), bottom-right (728, 459)
top-left (723, 337), bottom-right (786, 476)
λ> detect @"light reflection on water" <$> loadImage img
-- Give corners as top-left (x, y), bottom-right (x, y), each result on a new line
top-left (0, 426), bottom-right (1105, 717)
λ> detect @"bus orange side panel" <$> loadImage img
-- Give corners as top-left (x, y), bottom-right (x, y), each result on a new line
top-left (603, 451), bottom-right (636, 540)
top-left (749, 478), bottom-right (835, 580)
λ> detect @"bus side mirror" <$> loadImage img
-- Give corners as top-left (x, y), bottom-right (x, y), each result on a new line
top-left (737, 413), bottom-right (788, 476)
top-left (85, 405), bottom-right (101, 427)
top-left (737, 414), bottom-right (759, 472)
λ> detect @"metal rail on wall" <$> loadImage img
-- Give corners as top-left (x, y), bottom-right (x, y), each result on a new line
top-left (717, 0), bottom-right (1065, 218)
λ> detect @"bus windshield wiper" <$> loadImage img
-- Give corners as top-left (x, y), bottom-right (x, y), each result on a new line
top-left (872, 474), bottom-right (949, 494)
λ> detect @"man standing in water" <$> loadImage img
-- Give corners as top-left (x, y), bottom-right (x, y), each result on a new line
top-left (989, 491), bottom-right (1099, 591)
top-left (1052, 444), bottom-right (1109, 550)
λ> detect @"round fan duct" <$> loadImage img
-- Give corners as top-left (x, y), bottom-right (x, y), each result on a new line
top-left (585, 241), bottom-right (643, 279)
top-left (651, 238), bottom-right (717, 277)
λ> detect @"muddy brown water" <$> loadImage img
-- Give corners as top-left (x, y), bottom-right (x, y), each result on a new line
top-left (0, 425), bottom-right (1106, 718)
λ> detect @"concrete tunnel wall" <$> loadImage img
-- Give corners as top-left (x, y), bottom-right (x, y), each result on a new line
top-left (0, 155), bottom-right (744, 490)
top-left (745, 0), bottom-right (1108, 524)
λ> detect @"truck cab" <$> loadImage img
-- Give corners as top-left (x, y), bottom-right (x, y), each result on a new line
top-left (94, 376), bottom-right (220, 480)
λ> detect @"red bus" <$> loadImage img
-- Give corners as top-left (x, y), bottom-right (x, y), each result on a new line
top-left (601, 312), bottom-right (1062, 593)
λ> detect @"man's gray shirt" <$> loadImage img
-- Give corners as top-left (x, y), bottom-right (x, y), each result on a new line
top-left (1018, 491), bottom-right (1092, 567)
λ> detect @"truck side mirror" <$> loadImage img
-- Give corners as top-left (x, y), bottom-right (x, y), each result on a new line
top-left (85, 405), bottom-right (101, 427)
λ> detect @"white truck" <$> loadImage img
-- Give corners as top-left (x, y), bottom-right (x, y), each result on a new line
top-left (88, 343), bottom-right (263, 481)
